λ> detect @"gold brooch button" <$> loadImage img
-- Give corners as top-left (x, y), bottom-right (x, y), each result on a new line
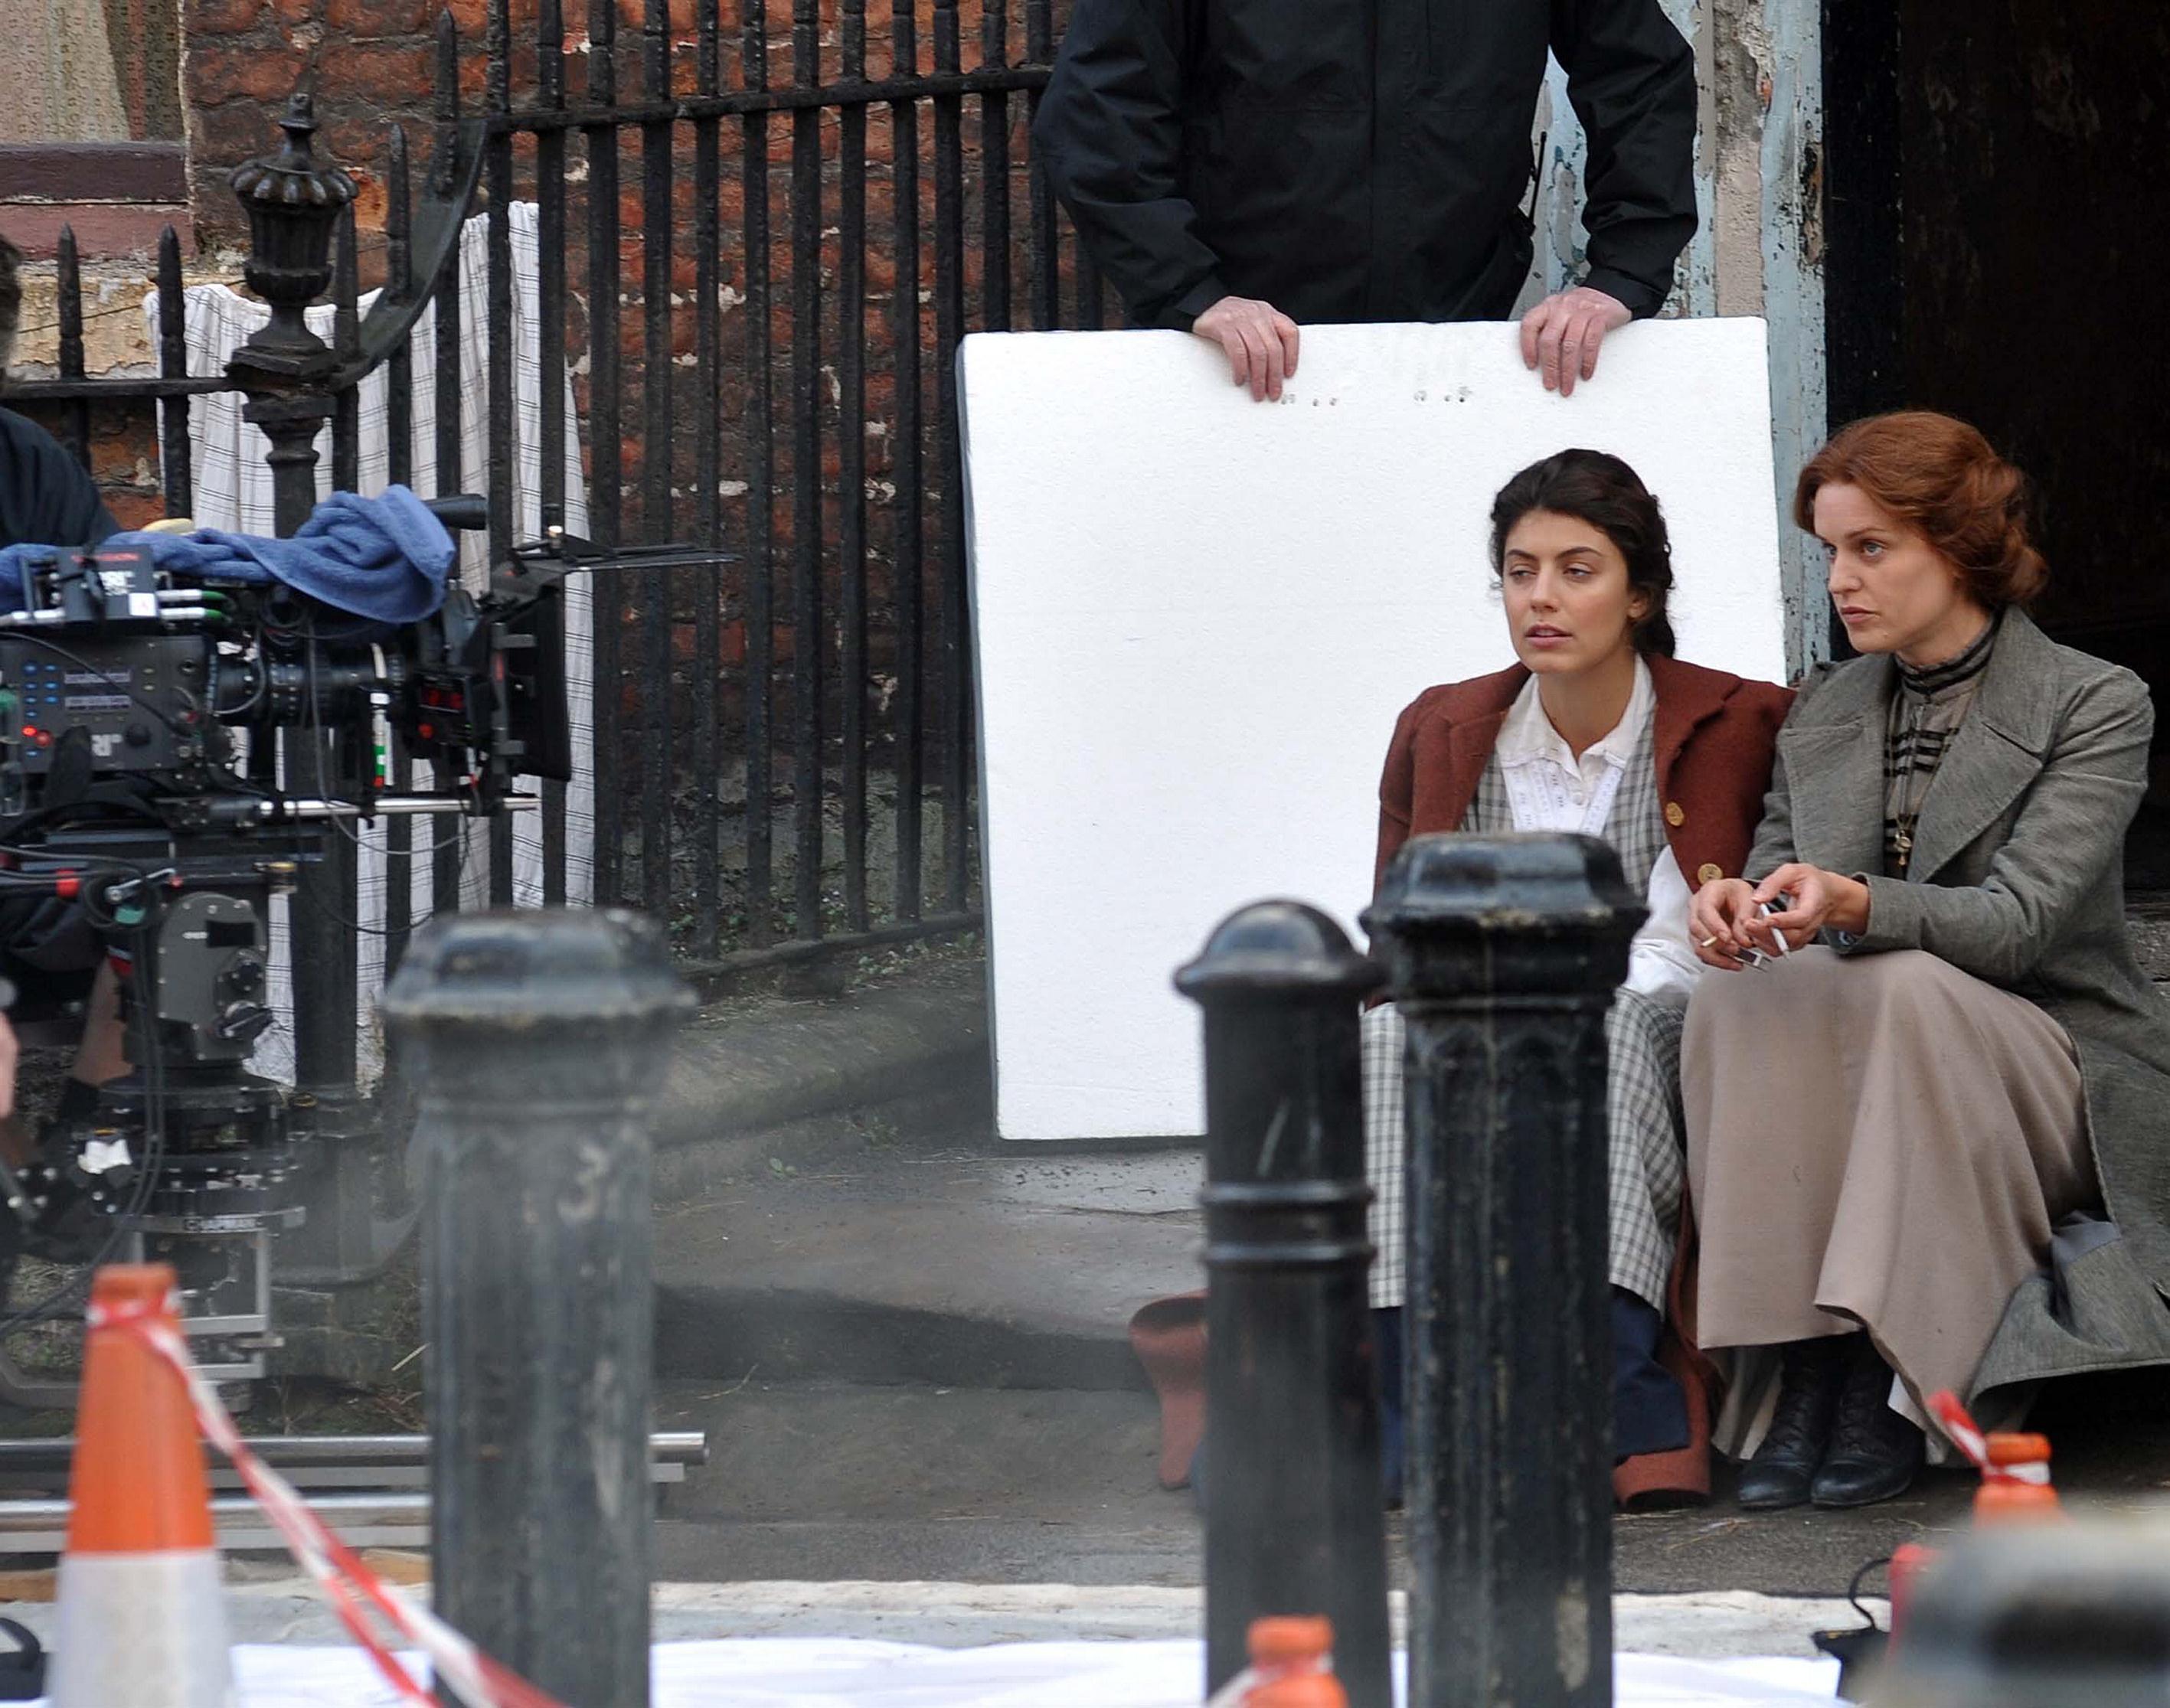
top-left (1664, 801), bottom-right (1686, 828)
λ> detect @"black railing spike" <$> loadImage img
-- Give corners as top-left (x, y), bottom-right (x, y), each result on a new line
top-left (155, 224), bottom-right (193, 518)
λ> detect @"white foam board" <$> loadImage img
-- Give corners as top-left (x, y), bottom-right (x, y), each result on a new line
top-left (961, 318), bottom-right (1786, 1141)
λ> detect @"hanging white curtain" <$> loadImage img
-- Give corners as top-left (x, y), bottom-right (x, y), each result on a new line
top-left (146, 204), bottom-right (594, 1086)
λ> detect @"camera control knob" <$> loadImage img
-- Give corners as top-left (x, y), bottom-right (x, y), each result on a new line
top-left (123, 722), bottom-right (152, 747)
top-left (217, 1002), bottom-right (274, 1043)
top-left (224, 955), bottom-right (266, 997)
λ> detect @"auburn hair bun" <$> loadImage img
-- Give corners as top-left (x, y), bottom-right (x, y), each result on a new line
top-left (1793, 411), bottom-right (2047, 609)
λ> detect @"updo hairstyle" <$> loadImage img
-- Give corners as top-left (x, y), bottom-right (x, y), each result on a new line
top-left (1792, 411), bottom-right (2047, 608)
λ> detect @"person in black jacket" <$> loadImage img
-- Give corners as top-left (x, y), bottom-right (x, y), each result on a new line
top-left (1033, 0), bottom-right (1698, 400)
top-left (0, 233), bottom-right (124, 1243)
top-left (0, 234), bottom-right (118, 553)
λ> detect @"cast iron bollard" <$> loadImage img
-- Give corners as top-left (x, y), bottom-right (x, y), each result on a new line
top-left (384, 909), bottom-right (693, 1708)
top-left (1363, 834), bottom-right (1642, 1708)
top-left (1176, 900), bottom-right (1392, 1708)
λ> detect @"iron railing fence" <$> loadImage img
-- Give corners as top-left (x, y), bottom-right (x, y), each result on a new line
top-left (11, 0), bottom-right (1111, 1000)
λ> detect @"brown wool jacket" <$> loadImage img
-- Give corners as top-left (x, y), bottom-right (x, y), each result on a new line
top-left (1374, 652), bottom-right (1795, 896)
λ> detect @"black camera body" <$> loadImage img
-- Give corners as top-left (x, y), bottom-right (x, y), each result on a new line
top-left (0, 531), bottom-right (569, 828)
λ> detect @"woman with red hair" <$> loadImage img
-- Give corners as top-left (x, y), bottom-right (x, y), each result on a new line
top-left (1686, 411), bottom-right (2170, 1510)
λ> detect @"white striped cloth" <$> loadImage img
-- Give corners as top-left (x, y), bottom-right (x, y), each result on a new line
top-left (145, 204), bottom-right (593, 1087)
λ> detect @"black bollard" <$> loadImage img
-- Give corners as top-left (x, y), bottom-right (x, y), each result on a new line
top-left (383, 909), bottom-right (693, 1708)
top-left (1175, 900), bottom-right (1392, 1708)
top-left (1363, 834), bottom-right (1642, 1708)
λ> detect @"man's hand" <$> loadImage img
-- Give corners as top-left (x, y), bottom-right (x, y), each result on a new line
top-left (1519, 286), bottom-right (1632, 397)
top-left (1192, 296), bottom-right (1300, 401)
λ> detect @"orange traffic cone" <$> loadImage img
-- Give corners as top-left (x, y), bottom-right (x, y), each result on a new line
top-left (48, 1265), bottom-right (232, 1708)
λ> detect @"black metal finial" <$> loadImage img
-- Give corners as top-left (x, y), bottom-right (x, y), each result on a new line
top-left (229, 91), bottom-right (358, 377)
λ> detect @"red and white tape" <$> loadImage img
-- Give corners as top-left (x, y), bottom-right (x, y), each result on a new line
top-left (90, 1296), bottom-right (570, 1708)
top-left (1927, 1387), bottom-right (2047, 1483)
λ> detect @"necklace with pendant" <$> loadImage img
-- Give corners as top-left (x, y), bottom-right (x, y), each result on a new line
top-left (1891, 694), bottom-right (1930, 874)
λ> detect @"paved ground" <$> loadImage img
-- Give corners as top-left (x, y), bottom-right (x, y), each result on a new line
top-left (653, 1145), bottom-right (1201, 1391)
top-left (3, 902), bottom-right (2162, 1621)
top-left (643, 1370), bottom-right (2170, 1601)
top-left (644, 1135), bottom-right (2170, 1602)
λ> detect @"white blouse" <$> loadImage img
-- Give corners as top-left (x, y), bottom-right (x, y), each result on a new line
top-left (1493, 658), bottom-right (1703, 1008)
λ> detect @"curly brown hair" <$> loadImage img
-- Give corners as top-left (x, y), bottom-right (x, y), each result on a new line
top-left (1793, 411), bottom-right (2047, 609)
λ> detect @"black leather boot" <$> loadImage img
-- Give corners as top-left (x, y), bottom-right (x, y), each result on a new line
top-left (1736, 1336), bottom-right (1851, 1511)
top-left (1811, 1339), bottom-right (1925, 1508)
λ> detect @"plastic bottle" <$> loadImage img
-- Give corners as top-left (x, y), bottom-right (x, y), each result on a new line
top-left (1230, 1616), bottom-right (1345, 1708)
top-left (1972, 1432), bottom-right (2062, 1524)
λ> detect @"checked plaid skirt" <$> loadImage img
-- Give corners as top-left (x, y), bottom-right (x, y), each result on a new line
top-left (1364, 740), bottom-right (1686, 1310)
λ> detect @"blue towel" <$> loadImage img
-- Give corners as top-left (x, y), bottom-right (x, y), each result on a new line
top-left (0, 486), bottom-right (455, 625)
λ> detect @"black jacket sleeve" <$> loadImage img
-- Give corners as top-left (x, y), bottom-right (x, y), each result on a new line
top-left (0, 408), bottom-right (118, 551)
top-left (1030, 0), bottom-right (1227, 329)
top-left (1549, 0), bottom-right (1699, 318)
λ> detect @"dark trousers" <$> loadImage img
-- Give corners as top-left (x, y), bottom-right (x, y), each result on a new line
top-left (1374, 1288), bottom-right (1687, 1497)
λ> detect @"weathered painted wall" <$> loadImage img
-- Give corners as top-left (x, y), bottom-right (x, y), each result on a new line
top-left (1528, 0), bottom-right (1827, 679)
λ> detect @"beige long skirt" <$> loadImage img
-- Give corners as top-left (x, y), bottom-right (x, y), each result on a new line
top-left (1684, 945), bottom-right (2096, 1412)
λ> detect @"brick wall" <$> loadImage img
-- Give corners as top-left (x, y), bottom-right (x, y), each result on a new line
top-left (2, 257), bottom-right (236, 528)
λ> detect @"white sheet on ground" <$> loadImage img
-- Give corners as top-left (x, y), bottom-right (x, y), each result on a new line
top-left (29, 1639), bottom-right (1839, 1706)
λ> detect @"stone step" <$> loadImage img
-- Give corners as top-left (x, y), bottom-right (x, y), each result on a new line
top-left (652, 1147), bottom-right (1202, 1392)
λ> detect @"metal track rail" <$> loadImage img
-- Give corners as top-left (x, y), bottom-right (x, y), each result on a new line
top-left (0, 1431), bottom-right (707, 1554)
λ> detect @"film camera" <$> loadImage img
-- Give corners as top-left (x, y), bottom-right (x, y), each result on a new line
top-left (0, 492), bottom-right (579, 1393)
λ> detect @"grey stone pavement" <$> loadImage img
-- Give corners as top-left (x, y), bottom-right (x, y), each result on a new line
top-left (643, 1132), bottom-right (2170, 1603)
top-left (633, 851), bottom-right (2170, 1605)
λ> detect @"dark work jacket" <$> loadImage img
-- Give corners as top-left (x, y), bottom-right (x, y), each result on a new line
top-left (1032, 0), bottom-right (1698, 330)
top-left (0, 407), bottom-right (116, 552)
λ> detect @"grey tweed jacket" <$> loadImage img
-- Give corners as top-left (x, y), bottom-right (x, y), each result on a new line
top-left (1746, 609), bottom-right (2170, 1399)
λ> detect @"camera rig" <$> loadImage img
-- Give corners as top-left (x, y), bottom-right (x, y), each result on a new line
top-left (0, 495), bottom-right (721, 1399)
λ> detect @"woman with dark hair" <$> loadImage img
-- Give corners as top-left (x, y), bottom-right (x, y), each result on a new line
top-left (1686, 411), bottom-right (2170, 1511)
top-left (1368, 447), bottom-right (1792, 1505)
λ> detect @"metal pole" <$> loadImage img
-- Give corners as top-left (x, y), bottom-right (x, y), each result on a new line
top-left (384, 910), bottom-right (693, 1708)
top-left (1363, 834), bottom-right (1642, 1708)
top-left (224, 91), bottom-right (360, 1101)
top-left (1175, 900), bottom-right (1392, 1708)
